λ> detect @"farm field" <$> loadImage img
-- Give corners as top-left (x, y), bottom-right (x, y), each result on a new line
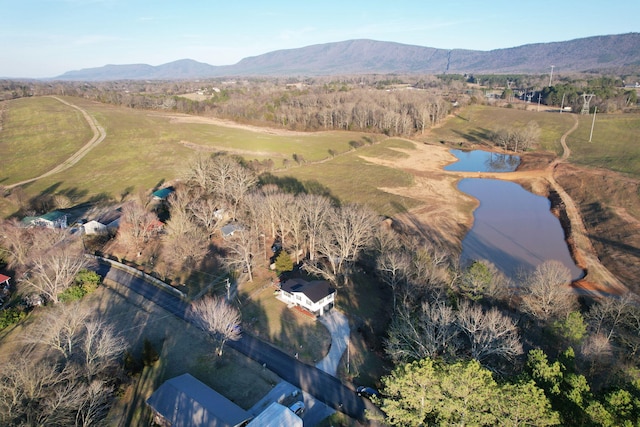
top-left (0, 97), bottom-right (93, 184)
top-left (1, 97), bottom-right (639, 293)
top-left (0, 96), bottom-right (381, 217)
top-left (566, 113), bottom-right (640, 178)
top-left (421, 104), bottom-right (577, 154)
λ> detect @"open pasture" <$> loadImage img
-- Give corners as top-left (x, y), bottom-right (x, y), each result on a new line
top-left (275, 138), bottom-right (420, 216)
top-left (0, 97), bottom-right (383, 214)
top-left (0, 97), bottom-right (92, 185)
top-left (423, 104), bottom-right (576, 154)
top-left (566, 113), bottom-right (640, 178)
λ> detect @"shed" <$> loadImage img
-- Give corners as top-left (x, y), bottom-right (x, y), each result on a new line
top-left (152, 187), bottom-right (175, 200)
top-left (146, 373), bottom-right (250, 427)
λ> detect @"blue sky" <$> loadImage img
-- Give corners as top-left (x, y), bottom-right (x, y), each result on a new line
top-left (1, 0), bottom-right (638, 78)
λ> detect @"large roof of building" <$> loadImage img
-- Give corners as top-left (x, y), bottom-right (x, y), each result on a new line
top-left (281, 278), bottom-right (335, 303)
top-left (146, 373), bottom-right (250, 427)
top-left (246, 402), bottom-right (302, 427)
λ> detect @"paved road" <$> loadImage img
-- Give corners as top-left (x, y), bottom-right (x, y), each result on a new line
top-left (94, 262), bottom-right (366, 421)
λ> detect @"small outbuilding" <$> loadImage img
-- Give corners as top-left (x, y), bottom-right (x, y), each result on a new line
top-left (81, 220), bottom-right (108, 235)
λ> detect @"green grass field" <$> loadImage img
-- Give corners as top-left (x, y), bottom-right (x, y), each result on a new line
top-left (566, 113), bottom-right (640, 178)
top-left (423, 104), bottom-right (577, 154)
top-left (0, 97), bottom-right (92, 184)
top-left (0, 96), bottom-right (414, 218)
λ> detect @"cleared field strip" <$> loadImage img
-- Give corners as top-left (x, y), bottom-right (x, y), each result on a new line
top-left (6, 96), bottom-right (106, 189)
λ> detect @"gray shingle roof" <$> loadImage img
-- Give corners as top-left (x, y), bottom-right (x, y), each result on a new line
top-left (146, 373), bottom-right (250, 427)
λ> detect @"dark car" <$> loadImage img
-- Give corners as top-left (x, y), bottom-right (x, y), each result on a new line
top-left (356, 386), bottom-right (379, 399)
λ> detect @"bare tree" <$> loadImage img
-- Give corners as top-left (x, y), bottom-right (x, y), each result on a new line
top-left (117, 200), bottom-right (159, 255)
top-left (0, 219), bottom-right (68, 274)
top-left (81, 319), bottom-right (126, 380)
top-left (304, 204), bottom-right (377, 286)
top-left (283, 195), bottom-right (306, 264)
top-left (520, 260), bottom-right (577, 322)
top-left (162, 191), bottom-right (210, 271)
top-left (222, 228), bottom-right (256, 282)
top-left (190, 195), bottom-right (223, 237)
top-left (376, 249), bottom-right (411, 311)
top-left (386, 298), bottom-right (459, 363)
top-left (456, 301), bottom-right (523, 367)
top-left (21, 246), bottom-right (89, 304)
top-left (301, 193), bottom-right (332, 262)
top-left (190, 295), bottom-right (241, 356)
top-left (183, 153), bottom-right (216, 193)
top-left (224, 159), bottom-right (257, 220)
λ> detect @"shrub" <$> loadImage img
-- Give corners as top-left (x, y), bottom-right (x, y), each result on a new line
top-left (0, 307), bottom-right (26, 330)
top-left (58, 285), bottom-right (87, 303)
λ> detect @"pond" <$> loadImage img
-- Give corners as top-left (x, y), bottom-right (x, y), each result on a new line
top-left (458, 178), bottom-right (584, 281)
top-left (445, 149), bottom-right (520, 172)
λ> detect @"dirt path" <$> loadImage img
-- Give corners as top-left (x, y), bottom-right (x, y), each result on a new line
top-left (6, 96), bottom-right (107, 189)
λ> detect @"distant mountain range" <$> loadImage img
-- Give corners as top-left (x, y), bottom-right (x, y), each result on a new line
top-left (55, 33), bottom-right (640, 81)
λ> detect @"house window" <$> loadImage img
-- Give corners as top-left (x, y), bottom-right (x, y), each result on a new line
top-left (296, 295), bottom-right (301, 301)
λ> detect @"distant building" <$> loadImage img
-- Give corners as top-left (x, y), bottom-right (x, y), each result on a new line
top-left (81, 220), bottom-right (108, 235)
top-left (152, 186), bottom-right (175, 201)
top-left (22, 210), bottom-right (68, 228)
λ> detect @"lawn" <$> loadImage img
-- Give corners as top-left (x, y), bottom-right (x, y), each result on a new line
top-left (566, 113), bottom-right (640, 178)
top-left (237, 268), bottom-right (331, 364)
top-left (0, 97), bottom-right (92, 184)
top-left (422, 104), bottom-right (577, 154)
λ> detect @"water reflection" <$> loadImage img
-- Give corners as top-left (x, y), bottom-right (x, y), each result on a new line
top-left (459, 178), bottom-right (583, 281)
top-left (445, 149), bottom-right (520, 172)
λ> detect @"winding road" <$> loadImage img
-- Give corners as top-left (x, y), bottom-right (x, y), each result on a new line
top-left (93, 261), bottom-right (367, 421)
top-left (6, 96), bottom-right (106, 189)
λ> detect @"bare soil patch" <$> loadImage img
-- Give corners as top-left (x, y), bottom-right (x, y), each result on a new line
top-left (155, 112), bottom-right (311, 136)
top-left (359, 143), bottom-right (475, 250)
top-left (555, 163), bottom-right (640, 293)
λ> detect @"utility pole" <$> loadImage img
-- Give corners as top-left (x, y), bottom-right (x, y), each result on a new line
top-left (549, 65), bottom-right (555, 87)
top-left (589, 106), bottom-right (597, 142)
top-left (537, 93), bottom-right (542, 111)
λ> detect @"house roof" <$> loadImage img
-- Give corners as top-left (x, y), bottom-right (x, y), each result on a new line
top-left (152, 187), bottom-right (175, 200)
top-left (21, 210), bottom-right (67, 226)
top-left (246, 402), bottom-right (302, 427)
top-left (221, 223), bottom-right (242, 237)
top-left (281, 278), bottom-right (335, 303)
top-left (146, 373), bottom-right (250, 427)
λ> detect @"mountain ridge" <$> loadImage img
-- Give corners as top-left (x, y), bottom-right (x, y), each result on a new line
top-left (54, 33), bottom-right (640, 81)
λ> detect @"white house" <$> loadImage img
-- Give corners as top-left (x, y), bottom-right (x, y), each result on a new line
top-left (277, 278), bottom-right (336, 317)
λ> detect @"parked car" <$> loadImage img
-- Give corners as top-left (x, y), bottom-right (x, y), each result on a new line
top-left (289, 400), bottom-right (305, 416)
top-left (356, 386), bottom-right (380, 399)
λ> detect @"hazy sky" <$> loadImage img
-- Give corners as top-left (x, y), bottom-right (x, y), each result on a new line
top-left (1, 0), bottom-right (638, 78)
